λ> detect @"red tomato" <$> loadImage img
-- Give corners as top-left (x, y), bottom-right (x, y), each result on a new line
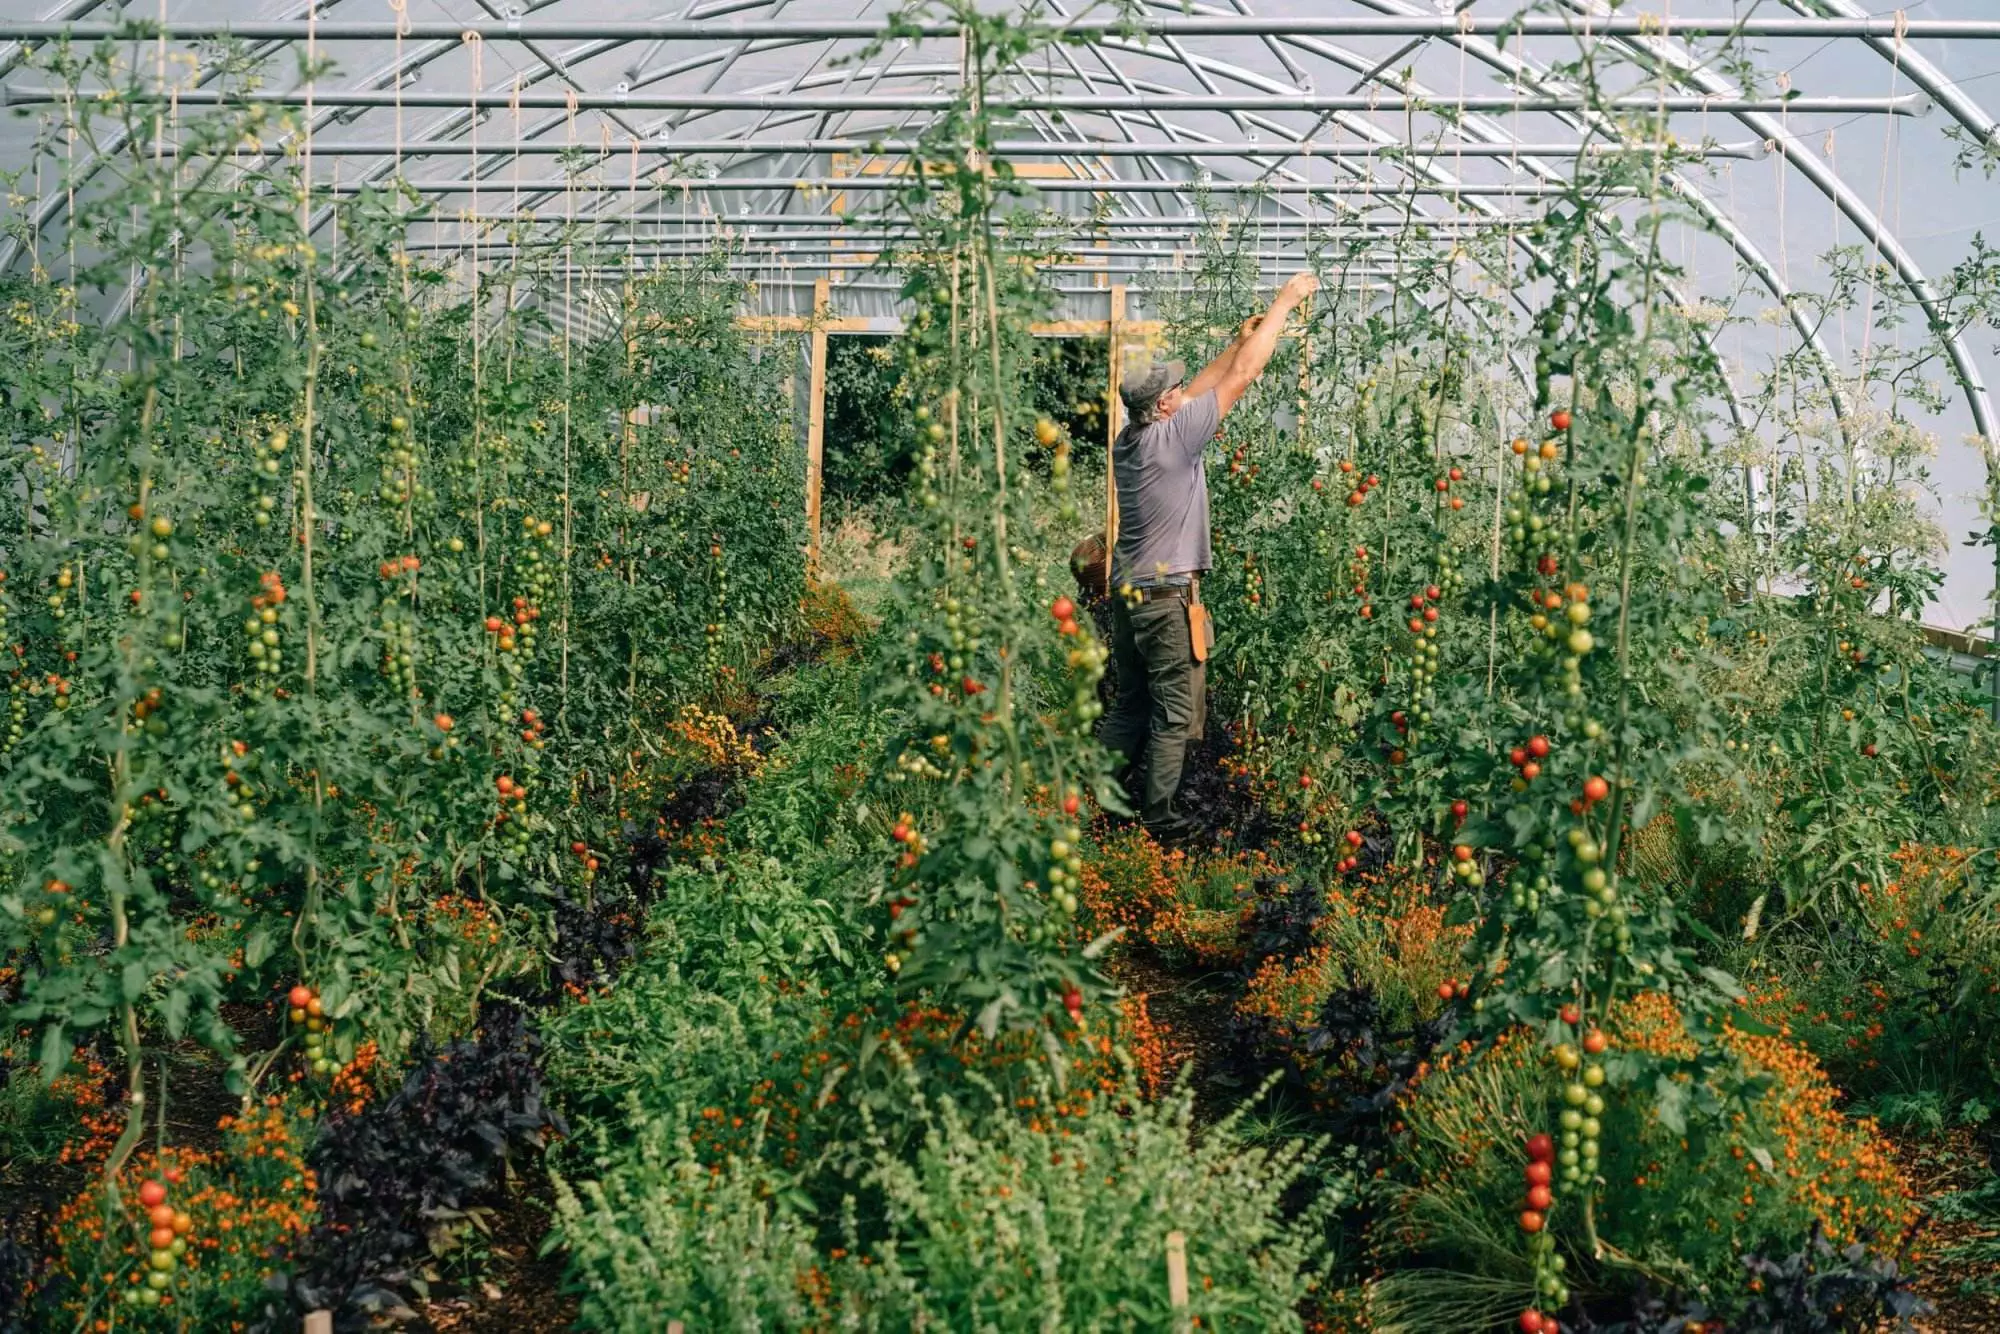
top-left (1509, 748), bottom-right (1528, 768)
top-left (137, 1180), bottom-right (167, 1209)
top-left (1583, 775), bottom-right (1610, 804)
top-left (1560, 1004), bottom-right (1580, 1025)
top-left (1450, 799), bottom-right (1468, 820)
top-left (1525, 1133), bottom-right (1555, 1162)
top-left (1525, 1160), bottom-right (1553, 1187)
top-left (1526, 1184), bottom-right (1554, 1211)
top-left (1519, 1312), bottom-right (1546, 1334)
top-left (1583, 1029), bottom-right (1608, 1055)
top-left (1062, 793), bottom-right (1080, 817)
top-left (1050, 596), bottom-right (1075, 622)
top-left (287, 984), bottom-right (313, 1010)
top-left (1521, 762), bottom-right (1541, 781)
top-left (1528, 735), bottom-right (1550, 759)
top-left (1519, 1209), bottom-right (1546, 1234)
top-left (1436, 982), bottom-right (1456, 1001)
top-left (1345, 830), bottom-right (1364, 848)
top-left (1551, 409), bottom-right (1572, 431)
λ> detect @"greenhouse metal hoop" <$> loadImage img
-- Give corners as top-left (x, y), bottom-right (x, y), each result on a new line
top-left (1, 0), bottom-right (1993, 442)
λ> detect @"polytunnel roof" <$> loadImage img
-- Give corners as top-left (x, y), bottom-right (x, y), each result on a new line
top-left (3, 1), bottom-right (2000, 626)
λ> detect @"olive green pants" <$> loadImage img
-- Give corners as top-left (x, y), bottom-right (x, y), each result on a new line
top-left (1099, 594), bottom-right (1207, 827)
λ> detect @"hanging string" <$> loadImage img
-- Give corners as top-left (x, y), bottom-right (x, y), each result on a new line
top-left (1858, 12), bottom-right (1908, 371)
top-left (466, 29), bottom-right (486, 612)
top-left (1773, 70), bottom-right (1790, 291)
top-left (389, 0), bottom-right (408, 180)
top-left (390, 0), bottom-right (412, 359)
top-left (466, 31), bottom-right (484, 311)
top-left (1826, 127), bottom-right (1846, 363)
top-left (510, 75), bottom-right (523, 227)
top-left (301, 8), bottom-right (316, 245)
top-left (560, 86), bottom-right (576, 726)
top-left (29, 117), bottom-right (42, 279)
top-left (1453, 7), bottom-right (1471, 222)
top-left (166, 26), bottom-right (184, 362)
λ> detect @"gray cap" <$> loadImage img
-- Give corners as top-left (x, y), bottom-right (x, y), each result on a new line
top-left (1118, 355), bottom-right (1187, 416)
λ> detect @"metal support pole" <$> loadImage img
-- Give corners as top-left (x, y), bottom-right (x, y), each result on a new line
top-left (398, 213), bottom-right (1532, 231)
top-left (310, 176), bottom-right (1637, 198)
top-left (0, 85), bottom-right (1932, 117)
top-left (806, 276), bottom-right (830, 577)
top-left (170, 137), bottom-right (1767, 161)
top-left (8, 18), bottom-right (2000, 40)
top-left (1106, 284), bottom-right (1126, 553)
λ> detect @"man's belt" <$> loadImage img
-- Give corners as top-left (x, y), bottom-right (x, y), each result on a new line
top-left (1126, 577), bottom-right (1201, 605)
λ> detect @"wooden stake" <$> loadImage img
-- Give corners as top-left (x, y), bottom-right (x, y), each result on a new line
top-left (303, 1312), bottom-right (332, 1334)
top-left (1165, 1229), bottom-right (1190, 1330)
top-left (1106, 284), bottom-right (1126, 554)
top-left (667, 1323), bottom-right (684, 1334)
top-left (805, 276), bottom-right (830, 577)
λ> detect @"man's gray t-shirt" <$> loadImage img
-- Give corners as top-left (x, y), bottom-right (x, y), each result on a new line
top-left (1111, 389), bottom-right (1220, 589)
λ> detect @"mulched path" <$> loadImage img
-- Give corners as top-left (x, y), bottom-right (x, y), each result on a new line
top-left (1110, 948), bottom-right (1244, 1122)
top-left (416, 1186), bottom-right (578, 1333)
top-left (1893, 1127), bottom-right (2000, 1333)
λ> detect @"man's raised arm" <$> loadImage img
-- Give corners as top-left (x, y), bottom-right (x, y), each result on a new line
top-left (1183, 315), bottom-right (1261, 400)
top-left (1214, 271), bottom-right (1319, 417)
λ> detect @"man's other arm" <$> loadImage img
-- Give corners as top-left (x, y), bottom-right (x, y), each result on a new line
top-left (1184, 317), bottom-right (1258, 399)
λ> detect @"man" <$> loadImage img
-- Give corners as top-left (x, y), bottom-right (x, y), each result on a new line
top-left (1100, 270), bottom-right (1320, 840)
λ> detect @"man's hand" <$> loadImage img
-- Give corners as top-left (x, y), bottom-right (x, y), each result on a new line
top-left (1214, 272), bottom-right (1321, 418)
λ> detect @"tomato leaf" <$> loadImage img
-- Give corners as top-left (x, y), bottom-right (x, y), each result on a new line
top-left (38, 1024), bottom-right (68, 1082)
top-left (1653, 1074), bottom-right (1690, 1136)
